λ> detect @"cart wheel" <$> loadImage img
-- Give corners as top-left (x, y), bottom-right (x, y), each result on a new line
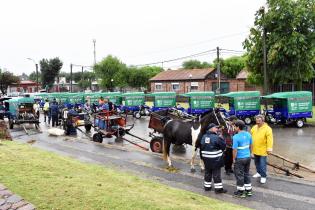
top-left (9, 120), bottom-right (14, 129)
top-left (296, 119), bottom-right (304, 128)
top-left (92, 133), bottom-right (103, 143)
top-left (85, 124), bottom-right (92, 132)
top-left (244, 117), bottom-right (252, 125)
top-left (150, 137), bottom-right (163, 153)
top-left (134, 112), bottom-right (141, 119)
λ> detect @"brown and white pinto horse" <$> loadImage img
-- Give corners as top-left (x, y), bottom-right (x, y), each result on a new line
top-left (162, 109), bottom-right (232, 172)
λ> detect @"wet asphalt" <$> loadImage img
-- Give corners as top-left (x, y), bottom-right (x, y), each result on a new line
top-left (8, 114), bottom-right (315, 210)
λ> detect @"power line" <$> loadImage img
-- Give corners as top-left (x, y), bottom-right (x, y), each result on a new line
top-left (220, 48), bottom-right (246, 53)
top-left (134, 49), bottom-right (217, 67)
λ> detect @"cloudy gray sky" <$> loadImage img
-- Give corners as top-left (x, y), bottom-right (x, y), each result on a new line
top-left (0, 0), bottom-right (265, 75)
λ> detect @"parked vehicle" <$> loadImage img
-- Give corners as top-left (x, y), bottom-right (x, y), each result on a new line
top-left (6, 96), bottom-right (39, 130)
top-left (121, 92), bottom-right (146, 119)
top-left (218, 91), bottom-right (261, 125)
top-left (182, 91), bottom-right (215, 115)
top-left (262, 91), bottom-right (313, 128)
top-left (149, 92), bottom-right (177, 112)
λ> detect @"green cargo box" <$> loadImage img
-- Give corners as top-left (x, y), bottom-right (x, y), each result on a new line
top-left (122, 92), bottom-right (145, 107)
top-left (148, 92), bottom-right (176, 108)
top-left (182, 91), bottom-right (215, 109)
top-left (219, 91), bottom-right (261, 111)
top-left (262, 91), bottom-right (312, 113)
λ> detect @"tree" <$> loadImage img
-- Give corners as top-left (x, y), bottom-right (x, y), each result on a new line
top-left (243, 0), bottom-right (315, 90)
top-left (29, 71), bottom-right (41, 83)
top-left (182, 60), bottom-right (212, 69)
top-left (40, 57), bottom-right (63, 89)
top-left (94, 55), bottom-right (127, 90)
top-left (213, 56), bottom-right (247, 78)
top-left (0, 68), bottom-right (20, 95)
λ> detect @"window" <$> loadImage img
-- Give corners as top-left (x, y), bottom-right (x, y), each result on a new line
top-left (190, 82), bottom-right (199, 91)
top-left (155, 83), bottom-right (162, 91)
top-left (172, 83), bottom-right (180, 91)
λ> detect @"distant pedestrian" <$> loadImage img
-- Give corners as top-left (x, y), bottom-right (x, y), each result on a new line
top-left (0, 102), bottom-right (5, 120)
top-left (33, 101), bottom-right (40, 119)
top-left (251, 114), bottom-right (273, 184)
top-left (232, 120), bottom-right (253, 197)
top-left (43, 99), bottom-right (50, 122)
top-left (200, 123), bottom-right (227, 194)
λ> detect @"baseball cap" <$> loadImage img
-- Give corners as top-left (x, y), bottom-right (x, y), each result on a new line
top-left (207, 123), bottom-right (219, 130)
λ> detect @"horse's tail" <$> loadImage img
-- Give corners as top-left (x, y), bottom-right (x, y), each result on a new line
top-left (163, 139), bottom-right (170, 161)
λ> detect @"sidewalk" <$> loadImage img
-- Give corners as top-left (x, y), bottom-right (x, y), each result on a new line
top-left (0, 184), bottom-right (35, 210)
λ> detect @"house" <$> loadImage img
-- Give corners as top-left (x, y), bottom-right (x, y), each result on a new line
top-left (7, 80), bottom-right (40, 94)
top-left (235, 69), bottom-right (262, 92)
top-left (149, 68), bottom-right (249, 94)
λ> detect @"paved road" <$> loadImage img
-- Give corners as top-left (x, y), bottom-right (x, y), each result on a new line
top-left (10, 122), bottom-right (315, 210)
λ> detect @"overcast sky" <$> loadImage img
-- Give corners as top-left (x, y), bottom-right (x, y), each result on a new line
top-left (0, 0), bottom-right (265, 75)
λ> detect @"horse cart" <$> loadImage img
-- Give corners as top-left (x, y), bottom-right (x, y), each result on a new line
top-left (262, 91), bottom-right (313, 128)
top-left (6, 97), bottom-right (40, 133)
top-left (182, 91), bottom-right (215, 115)
top-left (218, 91), bottom-right (261, 125)
top-left (148, 109), bottom-right (196, 153)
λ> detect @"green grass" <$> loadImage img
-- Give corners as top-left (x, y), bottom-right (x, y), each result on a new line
top-left (0, 141), bottom-right (248, 210)
top-left (307, 106), bottom-right (315, 125)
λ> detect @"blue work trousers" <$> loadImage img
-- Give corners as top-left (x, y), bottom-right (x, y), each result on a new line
top-left (254, 155), bottom-right (267, 178)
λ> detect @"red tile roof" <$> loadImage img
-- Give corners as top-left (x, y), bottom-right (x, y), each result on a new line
top-left (150, 68), bottom-right (215, 81)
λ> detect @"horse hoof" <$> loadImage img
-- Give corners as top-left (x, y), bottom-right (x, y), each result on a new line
top-left (190, 168), bottom-right (196, 173)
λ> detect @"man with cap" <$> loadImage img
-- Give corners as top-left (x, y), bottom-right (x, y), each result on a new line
top-left (200, 123), bottom-right (227, 193)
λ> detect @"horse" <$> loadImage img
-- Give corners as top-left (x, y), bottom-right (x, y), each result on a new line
top-left (162, 109), bottom-right (233, 172)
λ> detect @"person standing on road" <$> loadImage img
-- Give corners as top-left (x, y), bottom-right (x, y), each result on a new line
top-left (50, 99), bottom-right (59, 127)
top-left (33, 101), bottom-right (40, 119)
top-left (200, 123), bottom-right (227, 194)
top-left (0, 102), bottom-right (5, 120)
top-left (251, 114), bottom-right (273, 184)
top-left (223, 115), bottom-right (238, 175)
top-left (43, 99), bottom-right (50, 122)
top-left (232, 120), bottom-right (253, 197)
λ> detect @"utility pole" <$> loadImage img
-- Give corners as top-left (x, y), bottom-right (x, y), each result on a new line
top-left (216, 46), bottom-right (221, 94)
top-left (93, 39), bottom-right (96, 66)
top-left (261, 6), bottom-right (268, 95)
top-left (81, 66), bottom-right (84, 92)
top-left (70, 64), bottom-right (73, 93)
top-left (35, 63), bottom-right (39, 92)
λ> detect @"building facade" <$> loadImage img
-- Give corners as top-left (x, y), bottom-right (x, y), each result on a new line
top-left (149, 68), bottom-right (251, 94)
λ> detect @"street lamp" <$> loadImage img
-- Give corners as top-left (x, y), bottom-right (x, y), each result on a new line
top-left (27, 58), bottom-right (39, 92)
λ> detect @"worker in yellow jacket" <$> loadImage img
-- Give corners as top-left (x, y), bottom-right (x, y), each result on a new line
top-left (250, 114), bottom-right (273, 184)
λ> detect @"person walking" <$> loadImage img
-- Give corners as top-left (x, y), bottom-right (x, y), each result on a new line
top-left (251, 114), bottom-right (273, 184)
top-left (43, 99), bottom-right (50, 122)
top-left (200, 123), bottom-right (227, 194)
top-left (232, 120), bottom-right (253, 197)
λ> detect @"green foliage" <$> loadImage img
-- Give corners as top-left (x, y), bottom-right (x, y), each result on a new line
top-left (182, 60), bottom-right (212, 69)
top-left (243, 0), bottom-right (315, 89)
top-left (0, 68), bottom-right (20, 95)
top-left (94, 55), bottom-right (127, 90)
top-left (94, 55), bottom-right (162, 90)
top-left (29, 71), bottom-right (41, 83)
top-left (127, 66), bottom-right (163, 89)
top-left (40, 57), bottom-right (63, 89)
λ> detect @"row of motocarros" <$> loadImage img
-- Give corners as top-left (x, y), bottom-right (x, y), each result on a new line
top-left (1, 90), bottom-right (313, 128)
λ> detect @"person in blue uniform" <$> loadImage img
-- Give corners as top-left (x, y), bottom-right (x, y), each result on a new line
top-left (200, 123), bottom-right (227, 194)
